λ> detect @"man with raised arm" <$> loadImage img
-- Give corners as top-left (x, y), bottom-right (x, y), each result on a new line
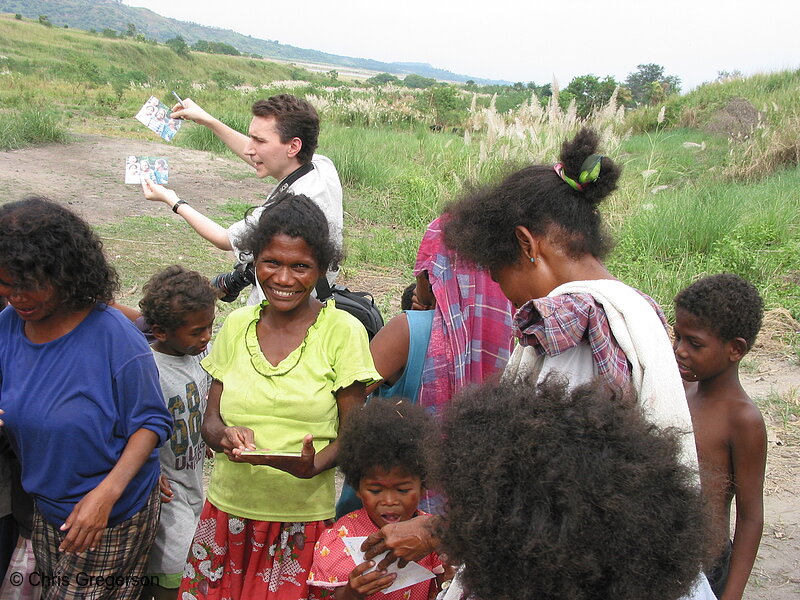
top-left (141, 94), bottom-right (342, 303)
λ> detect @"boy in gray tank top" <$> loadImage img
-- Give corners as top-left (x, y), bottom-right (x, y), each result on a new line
top-left (138, 266), bottom-right (218, 600)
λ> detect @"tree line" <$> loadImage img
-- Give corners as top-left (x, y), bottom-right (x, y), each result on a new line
top-left (367, 64), bottom-right (683, 116)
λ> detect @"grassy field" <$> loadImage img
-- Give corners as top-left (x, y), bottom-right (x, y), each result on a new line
top-left (2, 21), bottom-right (798, 595)
top-left (1, 13), bottom-right (798, 355)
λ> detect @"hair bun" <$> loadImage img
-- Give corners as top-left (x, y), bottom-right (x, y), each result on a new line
top-left (558, 128), bottom-right (621, 205)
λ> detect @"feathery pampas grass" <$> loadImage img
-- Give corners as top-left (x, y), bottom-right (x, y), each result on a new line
top-left (464, 80), bottom-right (629, 177)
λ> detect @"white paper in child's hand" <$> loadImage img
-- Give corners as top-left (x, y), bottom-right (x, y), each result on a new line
top-left (343, 536), bottom-right (435, 594)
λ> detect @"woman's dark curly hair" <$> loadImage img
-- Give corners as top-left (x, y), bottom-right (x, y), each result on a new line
top-left (339, 399), bottom-right (435, 489)
top-left (442, 128), bottom-right (621, 271)
top-left (433, 376), bottom-right (711, 600)
top-left (0, 197), bottom-right (118, 310)
top-left (675, 273), bottom-right (763, 350)
top-left (139, 265), bottom-right (219, 332)
top-left (238, 193), bottom-right (341, 272)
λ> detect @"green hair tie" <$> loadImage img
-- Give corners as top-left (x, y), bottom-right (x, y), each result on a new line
top-left (578, 154), bottom-right (603, 184)
top-left (554, 154), bottom-right (604, 192)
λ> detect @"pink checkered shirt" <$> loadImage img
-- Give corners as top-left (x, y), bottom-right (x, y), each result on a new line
top-left (513, 291), bottom-right (668, 389)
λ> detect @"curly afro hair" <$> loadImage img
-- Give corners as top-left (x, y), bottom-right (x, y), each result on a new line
top-left (433, 375), bottom-right (710, 600)
top-left (251, 94), bottom-right (319, 164)
top-left (238, 192), bottom-right (342, 273)
top-left (442, 128), bottom-right (621, 271)
top-left (139, 265), bottom-right (219, 332)
top-left (400, 282), bottom-right (416, 311)
top-left (339, 399), bottom-right (436, 489)
top-left (674, 273), bottom-right (763, 349)
top-left (0, 197), bottom-right (118, 310)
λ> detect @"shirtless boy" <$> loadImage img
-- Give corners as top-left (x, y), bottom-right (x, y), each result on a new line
top-left (673, 273), bottom-right (767, 600)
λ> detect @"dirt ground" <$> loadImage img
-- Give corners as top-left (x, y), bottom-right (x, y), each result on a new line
top-left (1, 135), bottom-right (798, 598)
top-left (738, 361), bottom-right (800, 598)
top-left (0, 133), bottom-right (267, 223)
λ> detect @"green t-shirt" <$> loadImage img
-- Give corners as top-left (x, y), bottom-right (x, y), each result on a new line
top-left (201, 300), bottom-right (380, 522)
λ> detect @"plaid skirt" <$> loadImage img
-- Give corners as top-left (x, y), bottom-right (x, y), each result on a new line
top-left (178, 500), bottom-right (328, 600)
top-left (32, 485), bottom-right (160, 600)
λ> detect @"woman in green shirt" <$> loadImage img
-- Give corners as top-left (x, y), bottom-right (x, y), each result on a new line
top-left (179, 193), bottom-right (380, 600)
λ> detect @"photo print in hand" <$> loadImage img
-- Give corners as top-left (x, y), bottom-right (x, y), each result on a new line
top-left (134, 95), bottom-right (182, 142)
top-left (125, 156), bottom-right (169, 184)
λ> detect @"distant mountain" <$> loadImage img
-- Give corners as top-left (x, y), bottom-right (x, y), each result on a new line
top-left (0, 0), bottom-right (510, 85)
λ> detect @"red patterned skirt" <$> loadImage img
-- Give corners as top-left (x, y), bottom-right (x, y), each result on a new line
top-left (178, 501), bottom-right (328, 600)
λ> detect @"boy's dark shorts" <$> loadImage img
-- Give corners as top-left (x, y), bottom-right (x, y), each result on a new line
top-left (705, 538), bottom-right (732, 598)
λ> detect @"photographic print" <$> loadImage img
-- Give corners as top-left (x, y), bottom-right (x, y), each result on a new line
top-left (124, 156), bottom-right (169, 184)
top-left (134, 96), bottom-right (182, 142)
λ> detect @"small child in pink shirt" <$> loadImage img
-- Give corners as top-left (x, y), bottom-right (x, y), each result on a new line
top-left (308, 400), bottom-right (446, 600)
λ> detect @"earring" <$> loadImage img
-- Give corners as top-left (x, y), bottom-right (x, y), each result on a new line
top-left (529, 257), bottom-right (536, 264)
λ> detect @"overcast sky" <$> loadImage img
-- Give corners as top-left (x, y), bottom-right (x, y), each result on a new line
top-left (123, 0), bottom-right (798, 91)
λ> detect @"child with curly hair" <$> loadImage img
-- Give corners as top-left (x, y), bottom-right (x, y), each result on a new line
top-left (673, 274), bottom-right (767, 600)
top-left (137, 266), bottom-right (219, 600)
top-left (434, 376), bottom-right (712, 600)
top-left (308, 400), bottom-right (445, 600)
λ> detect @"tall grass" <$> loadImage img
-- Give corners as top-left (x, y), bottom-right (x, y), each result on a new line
top-left (625, 69), bottom-right (800, 179)
top-left (172, 113), bottom-right (251, 155)
top-left (723, 112), bottom-right (800, 180)
top-left (611, 169), bottom-right (800, 320)
top-left (308, 88), bottom-right (425, 129)
top-left (0, 108), bottom-right (68, 150)
top-left (626, 69), bottom-right (800, 132)
top-left (464, 83), bottom-right (629, 176)
top-left (321, 126), bottom-right (468, 266)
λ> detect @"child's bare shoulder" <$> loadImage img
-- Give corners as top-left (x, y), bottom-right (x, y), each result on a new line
top-left (727, 392), bottom-right (766, 441)
top-left (689, 384), bottom-right (765, 444)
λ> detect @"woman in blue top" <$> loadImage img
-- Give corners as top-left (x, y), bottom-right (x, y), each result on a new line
top-left (0, 197), bottom-right (172, 600)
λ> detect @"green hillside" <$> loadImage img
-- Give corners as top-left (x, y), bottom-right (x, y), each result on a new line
top-left (0, 14), bottom-right (299, 87)
top-left (0, 0), bottom-right (507, 84)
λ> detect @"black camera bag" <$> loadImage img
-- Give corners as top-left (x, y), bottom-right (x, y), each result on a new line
top-left (314, 278), bottom-right (384, 340)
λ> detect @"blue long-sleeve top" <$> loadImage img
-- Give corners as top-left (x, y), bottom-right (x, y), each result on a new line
top-left (0, 304), bottom-right (173, 527)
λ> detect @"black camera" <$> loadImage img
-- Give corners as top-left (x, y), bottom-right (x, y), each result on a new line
top-left (212, 262), bottom-right (256, 302)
